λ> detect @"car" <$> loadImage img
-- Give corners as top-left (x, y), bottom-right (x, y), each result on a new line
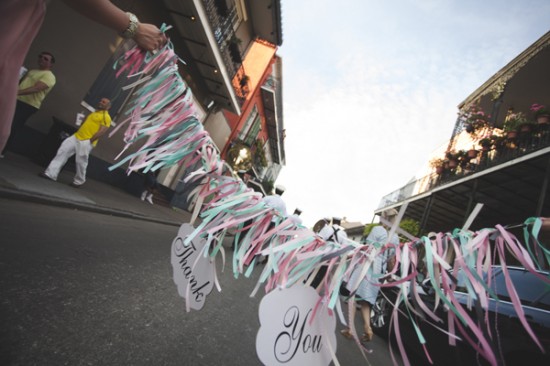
top-left (371, 266), bottom-right (550, 366)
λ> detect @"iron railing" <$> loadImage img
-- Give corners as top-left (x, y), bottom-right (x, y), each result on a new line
top-left (201, 0), bottom-right (248, 105)
top-left (377, 124), bottom-right (550, 210)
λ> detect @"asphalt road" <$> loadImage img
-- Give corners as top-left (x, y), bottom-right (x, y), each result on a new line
top-left (0, 198), bottom-right (400, 366)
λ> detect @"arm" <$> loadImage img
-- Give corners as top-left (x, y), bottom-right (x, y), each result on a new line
top-left (17, 81), bottom-right (49, 96)
top-left (90, 125), bottom-right (109, 143)
top-left (61, 0), bottom-right (166, 51)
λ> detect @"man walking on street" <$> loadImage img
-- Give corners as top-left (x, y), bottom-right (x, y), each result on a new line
top-left (311, 217), bottom-right (348, 288)
top-left (40, 98), bottom-right (111, 187)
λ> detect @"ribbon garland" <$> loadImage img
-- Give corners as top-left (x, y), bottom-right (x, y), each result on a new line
top-left (108, 33), bottom-right (550, 366)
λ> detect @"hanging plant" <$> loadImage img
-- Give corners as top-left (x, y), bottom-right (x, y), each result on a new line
top-left (229, 42), bottom-right (242, 64)
top-left (240, 74), bottom-right (249, 87)
top-left (214, 0), bottom-right (229, 17)
top-left (254, 139), bottom-right (268, 167)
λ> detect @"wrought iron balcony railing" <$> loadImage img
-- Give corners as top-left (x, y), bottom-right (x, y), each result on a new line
top-left (377, 124), bottom-right (550, 210)
top-left (202, 0), bottom-right (246, 105)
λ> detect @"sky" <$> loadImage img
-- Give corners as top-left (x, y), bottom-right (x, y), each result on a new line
top-left (275, 0), bottom-right (550, 228)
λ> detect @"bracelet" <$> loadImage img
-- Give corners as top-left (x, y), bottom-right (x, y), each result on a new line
top-left (120, 12), bottom-right (139, 39)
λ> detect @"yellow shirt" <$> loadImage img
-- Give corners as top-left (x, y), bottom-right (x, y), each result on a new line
top-left (74, 110), bottom-right (111, 146)
top-left (17, 69), bottom-right (56, 109)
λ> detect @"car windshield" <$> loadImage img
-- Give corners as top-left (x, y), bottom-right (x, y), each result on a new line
top-left (454, 267), bottom-right (550, 310)
top-left (491, 268), bottom-right (550, 309)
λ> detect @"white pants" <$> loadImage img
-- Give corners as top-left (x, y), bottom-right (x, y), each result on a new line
top-left (44, 135), bottom-right (92, 185)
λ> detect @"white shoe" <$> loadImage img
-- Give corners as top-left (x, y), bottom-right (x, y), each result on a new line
top-left (141, 191), bottom-right (147, 201)
top-left (146, 194), bottom-right (154, 204)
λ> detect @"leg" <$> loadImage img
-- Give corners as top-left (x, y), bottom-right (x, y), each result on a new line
top-left (5, 101), bottom-right (38, 151)
top-left (73, 139), bottom-right (92, 185)
top-left (44, 136), bottom-right (77, 180)
top-left (145, 191), bottom-right (154, 204)
top-left (340, 298), bottom-right (357, 339)
top-left (360, 302), bottom-right (373, 341)
top-left (0, 0), bottom-right (45, 153)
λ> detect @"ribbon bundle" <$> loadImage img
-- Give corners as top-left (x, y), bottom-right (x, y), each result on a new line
top-left (108, 35), bottom-right (550, 366)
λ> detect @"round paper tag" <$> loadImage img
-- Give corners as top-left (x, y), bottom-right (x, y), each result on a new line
top-left (256, 285), bottom-right (337, 365)
top-left (171, 223), bottom-right (215, 311)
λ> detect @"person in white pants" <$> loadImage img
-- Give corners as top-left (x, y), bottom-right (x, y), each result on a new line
top-left (41, 98), bottom-right (111, 187)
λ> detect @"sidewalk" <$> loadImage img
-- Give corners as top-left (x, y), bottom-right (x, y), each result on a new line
top-left (0, 152), bottom-right (192, 227)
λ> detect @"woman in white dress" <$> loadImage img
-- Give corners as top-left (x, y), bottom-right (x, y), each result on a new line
top-left (341, 209), bottom-right (399, 342)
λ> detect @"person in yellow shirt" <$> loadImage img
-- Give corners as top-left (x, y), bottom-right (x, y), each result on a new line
top-left (3, 51), bottom-right (56, 153)
top-left (17, 52), bottom-right (56, 109)
top-left (40, 98), bottom-right (111, 187)
top-left (0, 1), bottom-right (167, 157)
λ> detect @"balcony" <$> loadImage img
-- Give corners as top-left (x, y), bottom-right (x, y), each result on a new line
top-left (163, 0), bottom-right (282, 114)
top-left (375, 32), bottom-right (550, 233)
top-left (261, 61), bottom-right (285, 166)
top-left (376, 126), bottom-right (550, 233)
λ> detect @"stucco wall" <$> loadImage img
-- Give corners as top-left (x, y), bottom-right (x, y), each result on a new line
top-left (22, 1), bottom-right (172, 165)
top-left (203, 110), bottom-right (231, 151)
top-left (24, 1), bottom-right (116, 134)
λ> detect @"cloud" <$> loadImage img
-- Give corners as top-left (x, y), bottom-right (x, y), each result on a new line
top-left (277, 0), bottom-right (550, 228)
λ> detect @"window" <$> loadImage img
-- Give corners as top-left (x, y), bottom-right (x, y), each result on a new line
top-left (238, 105), bottom-right (258, 144)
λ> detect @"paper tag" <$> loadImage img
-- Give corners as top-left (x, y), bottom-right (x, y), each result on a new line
top-left (171, 223), bottom-right (215, 311)
top-left (256, 285), bottom-right (337, 365)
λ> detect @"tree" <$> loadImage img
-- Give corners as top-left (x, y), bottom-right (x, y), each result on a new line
top-left (262, 180), bottom-right (274, 195)
top-left (361, 218), bottom-right (420, 243)
top-left (398, 218), bottom-right (420, 241)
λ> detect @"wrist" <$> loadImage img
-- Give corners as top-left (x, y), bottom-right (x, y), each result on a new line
top-left (120, 12), bottom-right (139, 39)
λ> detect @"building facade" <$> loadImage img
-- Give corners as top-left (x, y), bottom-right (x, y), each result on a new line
top-left (10, 0), bottom-right (284, 206)
top-left (375, 31), bottom-right (550, 236)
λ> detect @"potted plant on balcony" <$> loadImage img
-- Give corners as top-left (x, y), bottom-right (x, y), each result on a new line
top-left (240, 74), bottom-right (249, 88)
top-left (459, 104), bottom-right (490, 135)
top-left (253, 139), bottom-right (267, 168)
top-left (228, 36), bottom-right (242, 64)
top-left (457, 150), bottom-right (469, 168)
top-left (214, 0), bottom-right (229, 17)
top-left (429, 157), bottom-right (446, 174)
top-left (518, 119), bottom-right (536, 134)
top-left (445, 150), bottom-right (464, 169)
top-left (479, 136), bottom-right (493, 151)
top-left (493, 135), bottom-right (507, 154)
top-left (503, 111), bottom-right (527, 139)
top-left (530, 103), bottom-right (550, 124)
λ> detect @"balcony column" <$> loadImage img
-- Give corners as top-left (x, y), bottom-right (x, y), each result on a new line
top-left (535, 155), bottom-right (550, 217)
top-left (534, 156), bottom-right (550, 270)
top-left (419, 195), bottom-right (434, 235)
top-left (463, 179), bottom-right (479, 227)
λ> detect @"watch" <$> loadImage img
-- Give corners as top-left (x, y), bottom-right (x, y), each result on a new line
top-left (121, 12), bottom-right (139, 39)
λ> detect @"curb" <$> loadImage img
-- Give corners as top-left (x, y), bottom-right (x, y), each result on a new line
top-left (0, 187), bottom-right (182, 228)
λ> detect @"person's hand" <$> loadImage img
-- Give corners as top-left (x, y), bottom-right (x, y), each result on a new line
top-left (541, 217), bottom-right (550, 232)
top-left (134, 23), bottom-right (167, 52)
